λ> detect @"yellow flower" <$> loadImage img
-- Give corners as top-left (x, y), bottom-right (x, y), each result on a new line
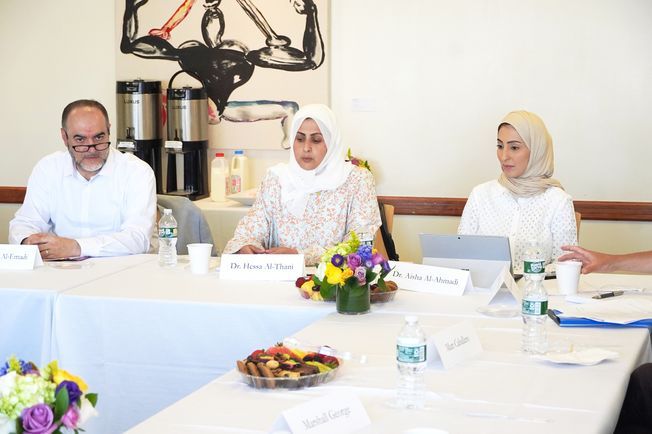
top-left (301, 280), bottom-right (315, 291)
top-left (341, 268), bottom-right (354, 284)
top-left (51, 361), bottom-right (88, 392)
top-left (325, 263), bottom-right (343, 285)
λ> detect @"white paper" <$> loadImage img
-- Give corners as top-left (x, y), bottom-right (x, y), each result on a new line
top-left (387, 262), bottom-right (473, 296)
top-left (270, 392), bottom-right (370, 434)
top-left (431, 321), bottom-right (483, 369)
top-left (220, 253), bottom-right (304, 281)
top-left (0, 244), bottom-right (43, 270)
top-left (563, 297), bottom-right (652, 324)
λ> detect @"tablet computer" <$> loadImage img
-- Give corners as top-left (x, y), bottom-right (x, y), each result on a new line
top-left (419, 234), bottom-right (512, 289)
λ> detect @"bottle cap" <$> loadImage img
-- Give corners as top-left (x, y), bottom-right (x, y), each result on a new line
top-left (405, 315), bottom-right (418, 324)
top-left (216, 152), bottom-right (224, 157)
top-left (234, 150), bottom-right (244, 155)
top-left (163, 208), bottom-right (172, 214)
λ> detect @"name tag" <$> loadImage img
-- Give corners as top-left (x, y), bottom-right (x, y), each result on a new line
top-left (388, 261), bottom-right (472, 296)
top-left (271, 392), bottom-right (371, 434)
top-left (484, 265), bottom-right (520, 305)
top-left (0, 245), bottom-right (44, 270)
top-left (430, 321), bottom-right (483, 369)
top-left (219, 253), bottom-right (304, 281)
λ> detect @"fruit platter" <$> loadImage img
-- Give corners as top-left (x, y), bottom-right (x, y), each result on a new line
top-left (296, 275), bottom-right (399, 303)
top-left (236, 343), bottom-right (340, 389)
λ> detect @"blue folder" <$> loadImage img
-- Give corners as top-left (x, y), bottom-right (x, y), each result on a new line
top-left (548, 309), bottom-right (652, 328)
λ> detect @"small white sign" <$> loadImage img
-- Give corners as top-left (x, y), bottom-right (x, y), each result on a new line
top-left (220, 253), bottom-right (304, 281)
top-left (430, 321), bottom-right (483, 369)
top-left (388, 261), bottom-right (473, 296)
top-left (164, 140), bottom-right (183, 150)
top-left (0, 245), bottom-right (44, 270)
top-left (485, 265), bottom-right (520, 306)
top-left (116, 140), bottom-right (135, 150)
top-left (270, 392), bottom-right (371, 434)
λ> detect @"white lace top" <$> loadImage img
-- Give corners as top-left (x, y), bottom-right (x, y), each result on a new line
top-left (223, 166), bottom-right (381, 265)
top-left (458, 180), bottom-right (577, 272)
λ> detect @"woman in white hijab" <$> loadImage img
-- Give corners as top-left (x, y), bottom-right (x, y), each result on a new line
top-left (458, 110), bottom-right (577, 272)
top-left (223, 104), bottom-right (381, 265)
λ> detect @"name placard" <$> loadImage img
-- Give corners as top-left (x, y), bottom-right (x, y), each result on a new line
top-left (485, 265), bottom-right (520, 306)
top-left (219, 253), bottom-right (304, 281)
top-left (430, 321), bottom-right (483, 369)
top-left (387, 261), bottom-right (473, 296)
top-left (271, 392), bottom-right (371, 434)
top-left (0, 245), bottom-right (43, 270)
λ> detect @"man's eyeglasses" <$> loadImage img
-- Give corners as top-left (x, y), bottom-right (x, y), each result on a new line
top-left (70, 141), bottom-right (111, 153)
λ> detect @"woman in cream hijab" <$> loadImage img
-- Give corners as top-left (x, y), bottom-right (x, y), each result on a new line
top-left (458, 110), bottom-right (577, 272)
top-left (223, 104), bottom-right (381, 265)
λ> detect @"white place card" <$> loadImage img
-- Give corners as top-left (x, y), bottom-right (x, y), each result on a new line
top-left (270, 392), bottom-right (371, 434)
top-left (220, 253), bottom-right (304, 281)
top-left (485, 265), bottom-right (520, 306)
top-left (0, 244), bottom-right (44, 270)
top-left (387, 261), bottom-right (473, 296)
top-left (430, 321), bottom-right (483, 369)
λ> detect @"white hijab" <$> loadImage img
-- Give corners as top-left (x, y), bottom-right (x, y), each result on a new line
top-left (270, 104), bottom-right (353, 217)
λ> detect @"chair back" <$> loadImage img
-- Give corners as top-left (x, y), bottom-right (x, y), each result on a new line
top-left (374, 203), bottom-right (397, 260)
top-left (575, 211), bottom-right (582, 239)
top-left (156, 195), bottom-right (217, 255)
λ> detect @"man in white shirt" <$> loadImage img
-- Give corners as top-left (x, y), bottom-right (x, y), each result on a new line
top-left (9, 99), bottom-right (156, 259)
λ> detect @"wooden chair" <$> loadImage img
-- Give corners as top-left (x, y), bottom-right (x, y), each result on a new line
top-left (575, 211), bottom-right (582, 239)
top-left (374, 204), bottom-right (395, 259)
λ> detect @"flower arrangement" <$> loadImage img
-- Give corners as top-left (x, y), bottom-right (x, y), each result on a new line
top-left (303, 232), bottom-right (392, 313)
top-left (0, 356), bottom-right (98, 434)
top-left (346, 149), bottom-right (371, 172)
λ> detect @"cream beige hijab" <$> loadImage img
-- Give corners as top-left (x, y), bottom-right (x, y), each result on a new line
top-left (497, 110), bottom-right (563, 197)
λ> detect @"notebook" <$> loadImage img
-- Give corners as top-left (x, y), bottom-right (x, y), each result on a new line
top-left (419, 234), bottom-right (512, 289)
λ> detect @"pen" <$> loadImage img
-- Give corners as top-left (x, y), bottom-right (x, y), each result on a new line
top-left (592, 290), bottom-right (625, 299)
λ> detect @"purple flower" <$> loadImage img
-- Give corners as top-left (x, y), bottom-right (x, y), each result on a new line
top-left (357, 245), bottom-right (373, 261)
top-left (61, 406), bottom-right (80, 429)
top-left (56, 380), bottom-right (82, 404)
top-left (371, 253), bottom-right (385, 266)
top-left (364, 259), bottom-right (373, 268)
top-left (354, 266), bottom-right (367, 285)
top-left (381, 260), bottom-right (391, 272)
top-left (347, 253), bottom-right (362, 269)
top-left (331, 254), bottom-right (344, 267)
top-left (21, 404), bottom-right (57, 434)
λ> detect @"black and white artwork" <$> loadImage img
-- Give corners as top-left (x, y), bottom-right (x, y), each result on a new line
top-left (118, 0), bottom-right (328, 149)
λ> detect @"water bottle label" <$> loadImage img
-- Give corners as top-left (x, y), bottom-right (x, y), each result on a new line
top-left (397, 344), bottom-right (427, 363)
top-left (523, 260), bottom-right (545, 274)
top-left (522, 299), bottom-right (548, 315)
top-left (159, 227), bottom-right (177, 238)
top-left (231, 175), bottom-right (241, 194)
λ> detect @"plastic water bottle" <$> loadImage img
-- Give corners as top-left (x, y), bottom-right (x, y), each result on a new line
top-left (522, 240), bottom-right (548, 354)
top-left (358, 227), bottom-right (374, 247)
top-left (396, 315), bottom-right (427, 409)
top-left (210, 152), bottom-right (229, 202)
top-left (158, 208), bottom-right (178, 267)
top-left (229, 149), bottom-right (249, 194)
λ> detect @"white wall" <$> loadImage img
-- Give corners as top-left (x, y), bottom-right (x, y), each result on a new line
top-left (1, 0), bottom-right (651, 260)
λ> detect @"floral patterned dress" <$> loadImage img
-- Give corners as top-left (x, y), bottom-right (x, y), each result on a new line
top-left (224, 166), bottom-right (381, 265)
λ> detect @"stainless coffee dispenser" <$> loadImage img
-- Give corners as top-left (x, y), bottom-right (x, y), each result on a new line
top-left (164, 72), bottom-right (209, 200)
top-left (116, 80), bottom-right (163, 193)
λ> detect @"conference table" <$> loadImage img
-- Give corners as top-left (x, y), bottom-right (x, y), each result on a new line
top-left (3, 256), bottom-right (652, 433)
top-left (121, 272), bottom-right (652, 434)
top-left (0, 254), bottom-right (154, 365)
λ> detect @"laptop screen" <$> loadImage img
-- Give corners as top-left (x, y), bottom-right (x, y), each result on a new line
top-left (419, 234), bottom-right (512, 288)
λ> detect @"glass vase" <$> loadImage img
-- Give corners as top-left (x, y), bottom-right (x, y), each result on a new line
top-left (336, 283), bottom-right (370, 315)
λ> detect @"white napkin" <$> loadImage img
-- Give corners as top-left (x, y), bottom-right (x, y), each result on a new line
top-left (537, 348), bottom-right (619, 366)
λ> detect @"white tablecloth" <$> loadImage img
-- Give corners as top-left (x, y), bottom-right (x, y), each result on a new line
top-left (53, 257), bottom-right (332, 434)
top-left (126, 273), bottom-right (652, 434)
top-left (0, 254), bottom-right (154, 365)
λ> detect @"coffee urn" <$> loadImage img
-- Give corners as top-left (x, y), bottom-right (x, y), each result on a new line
top-left (116, 80), bottom-right (163, 193)
top-left (164, 74), bottom-right (209, 200)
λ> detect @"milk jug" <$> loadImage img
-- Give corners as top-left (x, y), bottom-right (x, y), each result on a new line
top-left (210, 152), bottom-right (229, 202)
top-left (229, 150), bottom-right (249, 194)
